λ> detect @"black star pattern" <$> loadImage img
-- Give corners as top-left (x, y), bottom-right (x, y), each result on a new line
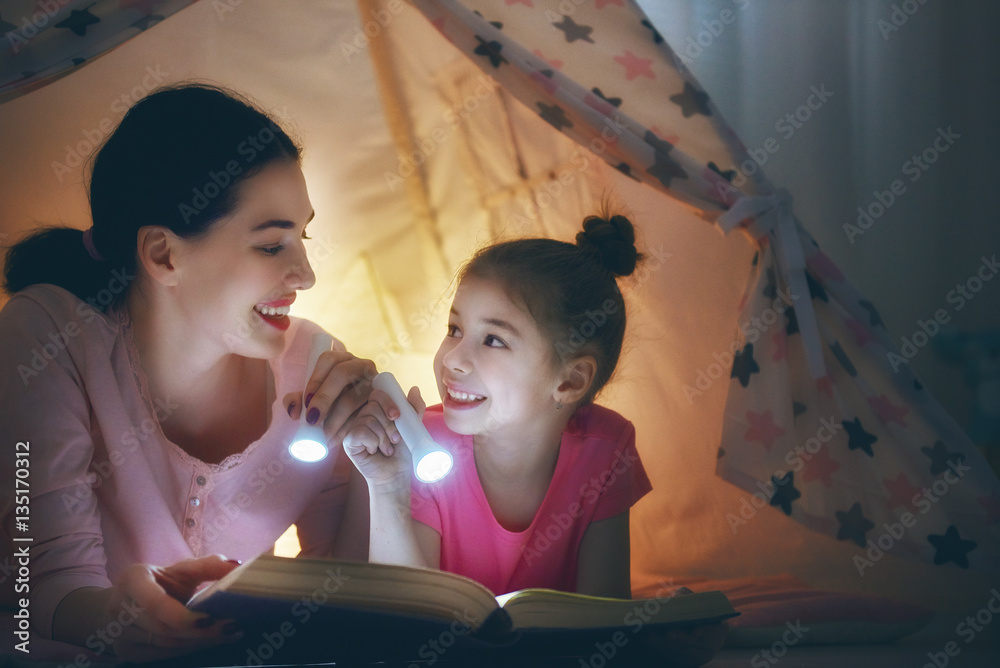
top-left (644, 130), bottom-right (675, 154)
top-left (927, 525), bottom-right (977, 568)
top-left (762, 268), bottom-right (777, 299)
top-left (806, 271), bottom-right (828, 302)
top-left (615, 163), bottom-right (638, 181)
top-left (591, 88), bottom-right (622, 108)
top-left (769, 472), bottom-right (801, 516)
top-left (490, 20), bottom-right (503, 30)
top-left (473, 36), bottom-right (507, 68)
top-left (0, 13), bottom-right (16, 33)
top-left (537, 102), bottom-right (572, 131)
top-left (644, 129), bottom-right (687, 188)
top-left (708, 161), bottom-right (737, 182)
top-left (730, 343), bottom-right (760, 388)
top-left (670, 82), bottom-right (712, 118)
top-left (55, 4), bottom-right (100, 37)
top-left (552, 15), bottom-right (594, 43)
top-left (830, 341), bottom-right (857, 377)
top-left (792, 401), bottom-right (808, 422)
top-left (921, 440), bottom-right (964, 476)
top-left (835, 502), bottom-right (874, 547)
top-left (640, 19), bottom-right (664, 44)
top-left (134, 14), bottom-right (164, 31)
top-left (785, 307), bottom-right (799, 336)
top-left (539, 69), bottom-right (554, 79)
top-left (859, 300), bottom-right (884, 329)
top-left (842, 417), bottom-right (877, 457)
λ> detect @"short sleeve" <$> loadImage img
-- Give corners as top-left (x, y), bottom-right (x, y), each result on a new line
top-left (0, 289), bottom-right (113, 637)
top-left (410, 479), bottom-right (444, 534)
top-left (591, 420), bottom-right (653, 522)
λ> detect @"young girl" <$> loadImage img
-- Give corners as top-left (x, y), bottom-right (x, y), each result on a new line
top-left (344, 214), bottom-right (652, 598)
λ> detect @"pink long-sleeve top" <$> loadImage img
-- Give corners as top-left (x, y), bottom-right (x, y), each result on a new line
top-left (0, 284), bottom-right (352, 638)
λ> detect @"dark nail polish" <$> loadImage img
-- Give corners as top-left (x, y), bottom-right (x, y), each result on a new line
top-left (305, 393), bottom-right (314, 407)
top-left (194, 616), bottom-right (214, 629)
top-left (306, 407), bottom-right (320, 425)
top-left (226, 559), bottom-right (242, 565)
top-left (222, 622), bottom-right (242, 635)
top-left (287, 402), bottom-right (295, 418)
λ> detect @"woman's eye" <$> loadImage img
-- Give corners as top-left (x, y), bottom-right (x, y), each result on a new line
top-left (484, 335), bottom-right (506, 348)
top-left (259, 245), bottom-right (283, 256)
top-left (301, 230), bottom-right (311, 241)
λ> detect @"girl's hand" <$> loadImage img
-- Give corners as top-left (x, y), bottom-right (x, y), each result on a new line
top-left (283, 350), bottom-right (377, 445)
top-left (58, 555), bottom-right (243, 662)
top-left (343, 386), bottom-right (425, 494)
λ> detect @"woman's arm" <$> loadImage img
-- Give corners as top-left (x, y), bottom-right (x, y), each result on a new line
top-left (575, 511), bottom-right (632, 598)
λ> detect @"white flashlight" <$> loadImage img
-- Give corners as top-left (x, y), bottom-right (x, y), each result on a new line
top-left (372, 372), bottom-right (453, 483)
top-left (288, 332), bottom-right (334, 463)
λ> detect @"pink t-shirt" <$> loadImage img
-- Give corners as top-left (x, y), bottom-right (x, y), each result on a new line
top-left (0, 285), bottom-right (353, 638)
top-left (411, 404), bottom-right (652, 595)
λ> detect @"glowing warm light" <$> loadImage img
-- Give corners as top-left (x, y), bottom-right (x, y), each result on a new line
top-left (372, 372), bottom-right (453, 483)
top-left (288, 332), bottom-right (334, 463)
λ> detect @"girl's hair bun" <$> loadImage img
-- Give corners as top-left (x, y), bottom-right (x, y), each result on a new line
top-left (575, 214), bottom-right (643, 277)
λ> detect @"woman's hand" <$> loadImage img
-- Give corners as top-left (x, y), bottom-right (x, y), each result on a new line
top-left (54, 555), bottom-right (243, 662)
top-left (283, 350), bottom-right (377, 445)
top-left (342, 386), bottom-right (425, 494)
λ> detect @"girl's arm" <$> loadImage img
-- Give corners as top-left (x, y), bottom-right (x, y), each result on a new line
top-left (575, 510), bottom-right (632, 598)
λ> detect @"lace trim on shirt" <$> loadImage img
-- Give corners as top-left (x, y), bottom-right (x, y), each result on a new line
top-left (113, 303), bottom-right (270, 473)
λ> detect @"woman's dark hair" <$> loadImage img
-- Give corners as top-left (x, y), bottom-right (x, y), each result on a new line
top-left (462, 213), bottom-right (644, 405)
top-left (2, 83), bottom-right (301, 309)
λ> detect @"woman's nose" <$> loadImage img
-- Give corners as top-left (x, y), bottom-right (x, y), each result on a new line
top-left (286, 247), bottom-right (316, 291)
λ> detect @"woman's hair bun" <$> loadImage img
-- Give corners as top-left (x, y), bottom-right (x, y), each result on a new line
top-left (575, 214), bottom-right (643, 277)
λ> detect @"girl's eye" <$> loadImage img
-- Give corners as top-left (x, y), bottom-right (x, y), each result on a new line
top-left (484, 335), bottom-right (506, 348)
top-left (259, 245), bottom-right (283, 256)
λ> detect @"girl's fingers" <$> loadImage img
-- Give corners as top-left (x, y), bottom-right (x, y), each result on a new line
top-left (362, 390), bottom-right (401, 444)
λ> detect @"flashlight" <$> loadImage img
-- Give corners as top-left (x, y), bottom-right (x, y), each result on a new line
top-left (288, 332), bottom-right (334, 463)
top-left (372, 372), bottom-right (453, 483)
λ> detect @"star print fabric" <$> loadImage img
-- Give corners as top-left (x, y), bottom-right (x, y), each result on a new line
top-left (412, 0), bottom-right (1000, 574)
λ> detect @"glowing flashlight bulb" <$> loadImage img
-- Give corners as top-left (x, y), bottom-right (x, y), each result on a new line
top-left (288, 332), bottom-right (335, 463)
top-left (372, 372), bottom-right (453, 483)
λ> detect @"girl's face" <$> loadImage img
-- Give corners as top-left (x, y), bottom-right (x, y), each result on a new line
top-left (433, 274), bottom-right (564, 438)
top-left (171, 160), bottom-right (316, 360)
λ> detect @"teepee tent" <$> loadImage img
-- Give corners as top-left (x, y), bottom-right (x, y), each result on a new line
top-left (2, 0), bottom-right (998, 642)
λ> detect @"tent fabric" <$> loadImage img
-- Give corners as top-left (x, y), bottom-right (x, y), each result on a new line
top-left (1, 0), bottom-right (998, 614)
top-left (404, 0), bottom-right (1000, 574)
top-left (0, 0), bottom-right (196, 103)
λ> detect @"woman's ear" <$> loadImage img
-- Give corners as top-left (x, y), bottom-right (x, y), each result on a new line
top-left (135, 226), bottom-right (179, 287)
top-left (556, 355), bottom-right (597, 406)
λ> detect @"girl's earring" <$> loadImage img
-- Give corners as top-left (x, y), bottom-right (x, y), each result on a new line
top-left (555, 402), bottom-right (563, 411)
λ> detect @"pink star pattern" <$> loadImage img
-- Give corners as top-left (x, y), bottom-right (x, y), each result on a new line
top-left (883, 472), bottom-right (922, 509)
top-left (801, 447), bottom-right (841, 488)
top-left (533, 49), bottom-right (563, 69)
top-left (978, 490), bottom-right (1000, 525)
top-left (846, 318), bottom-right (877, 348)
top-left (614, 50), bottom-right (654, 81)
top-left (744, 409), bottom-right (785, 451)
top-left (530, 71), bottom-right (557, 95)
top-left (772, 330), bottom-right (787, 362)
top-left (869, 394), bottom-right (909, 427)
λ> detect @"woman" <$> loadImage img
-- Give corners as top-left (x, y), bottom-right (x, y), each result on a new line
top-left (0, 84), bottom-right (371, 661)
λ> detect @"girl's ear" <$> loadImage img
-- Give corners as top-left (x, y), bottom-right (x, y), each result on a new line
top-left (556, 355), bottom-right (597, 406)
top-left (136, 226), bottom-right (180, 287)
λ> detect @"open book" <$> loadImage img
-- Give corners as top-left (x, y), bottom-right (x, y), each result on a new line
top-left (186, 554), bottom-right (738, 663)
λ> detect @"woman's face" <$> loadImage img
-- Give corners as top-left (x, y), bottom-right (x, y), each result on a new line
top-left (171, 160), bottom-right (316, 360)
